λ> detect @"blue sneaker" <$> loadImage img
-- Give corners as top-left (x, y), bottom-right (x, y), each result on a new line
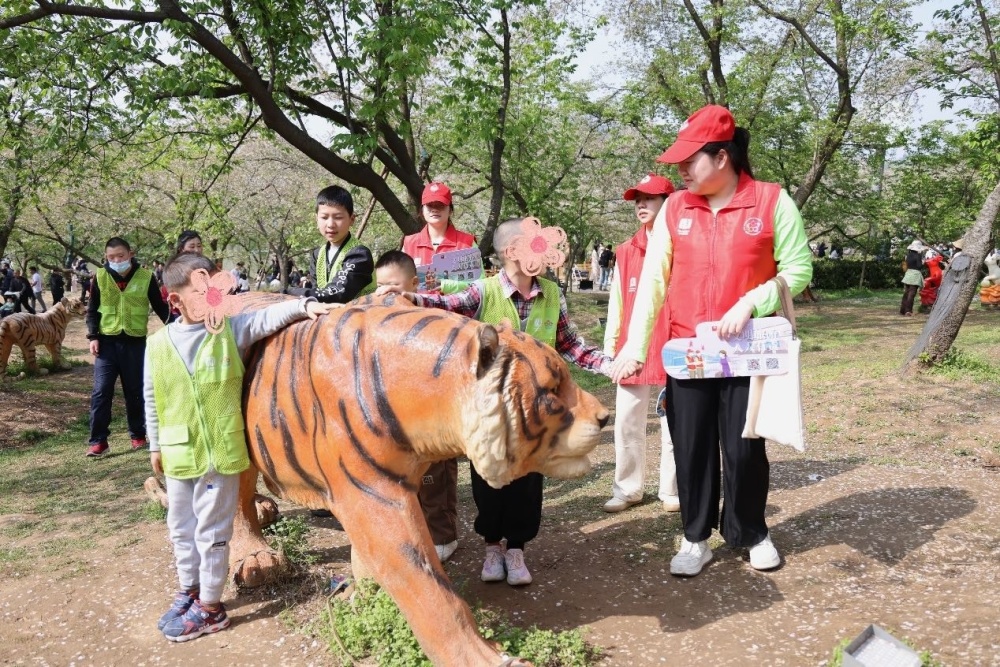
top-left (157, 590), bottom-right (197, 631)
top-left (162, 600), bottom-right (230, 642)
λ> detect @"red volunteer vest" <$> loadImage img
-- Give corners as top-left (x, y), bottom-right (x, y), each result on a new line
top-left (615, 227), bottom-right (670, 386)
top-left (402, 223), bottom-right (476, 266)
top-left (664, 174), bottom-right (780, 340)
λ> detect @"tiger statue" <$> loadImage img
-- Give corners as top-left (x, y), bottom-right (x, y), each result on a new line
top-left (226, 292), bottom-right (609, 667)
top-left (0, 296), bottom-right (87, 378)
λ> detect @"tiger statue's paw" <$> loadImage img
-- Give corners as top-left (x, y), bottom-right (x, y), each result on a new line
top-left (232, 547), bottom-right (289, 588)
top-left (253, 494), bottom-right (279, 528)
top-left (143, 476), bottom-right (169, 508)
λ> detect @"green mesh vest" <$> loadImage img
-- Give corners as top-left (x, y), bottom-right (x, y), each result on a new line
top-left (148, 319), bottom-right (249, 479)
top-left (97, 267), bottom-right (152, 336)
top-left (478, 275), bottom-right (560, 347)
top-left (316, 234), bottom-right (376, 296)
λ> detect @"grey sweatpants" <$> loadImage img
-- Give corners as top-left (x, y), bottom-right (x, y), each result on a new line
top-left (165, 466), bottom-right (240, 604)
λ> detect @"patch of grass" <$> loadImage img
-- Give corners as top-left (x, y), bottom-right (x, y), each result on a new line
top-left (130, 501), bottom-right (167, 523)
top-left (263, 515), bottom-right (318, 568)
top-left (568, 364), bottom-right (611, 392)
top-left (319, 580), bottom-right (598, 666)
top-left (17, 428), bottom-right (51, 444)
top-left (0, 546), bottom-right (30, 564)
top-left (923, 347), bottom-right (999, 384)
top-left (1, 354), bottom-right (86, 378)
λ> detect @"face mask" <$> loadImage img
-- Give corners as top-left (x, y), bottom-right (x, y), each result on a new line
top-left (108, 260), bottom-right (131, 273)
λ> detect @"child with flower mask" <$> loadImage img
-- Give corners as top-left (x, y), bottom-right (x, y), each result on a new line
top-left (145, 252), bottom-right (337, 642)
top-left (377, 217), bottom-right (613, 586)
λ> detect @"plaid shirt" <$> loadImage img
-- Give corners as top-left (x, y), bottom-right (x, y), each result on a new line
top-left (414, 270), bottom-right (611, 374)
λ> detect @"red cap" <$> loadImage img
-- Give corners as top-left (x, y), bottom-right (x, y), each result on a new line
top-left (623, 174), bottom-right (675, 200)
top-left (422, 182), bottom-right (452, 206)
top-left (657, 105), bottom-right (736, 164)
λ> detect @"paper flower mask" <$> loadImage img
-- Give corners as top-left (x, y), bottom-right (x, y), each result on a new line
top-left (503, 217), bottom-right (568, 276)
top-left (186, 269), bottom-right (240, 334)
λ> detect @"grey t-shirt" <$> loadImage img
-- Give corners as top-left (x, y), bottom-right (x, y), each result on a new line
top-left (144, 298), bottom-right (313, 451)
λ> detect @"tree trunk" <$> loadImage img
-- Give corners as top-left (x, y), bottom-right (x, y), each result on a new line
top-left (902, 178), bottom-right (1000, 371)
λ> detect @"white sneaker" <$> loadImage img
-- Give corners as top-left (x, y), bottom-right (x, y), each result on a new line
top-left (481, 545), bottom-right (506, 582)
top-left (504, 548), bottom-right (532, 586)
top-left (749, 534), bottom-right (781, 570)
top-left (670, 538), bottom-right (713, 576)
top-left (603, 497), bottom-right (640, 513)
top-left (435, 541), bottom-right (458, 562)
top-left (661, 496), bottom-right (681, 512)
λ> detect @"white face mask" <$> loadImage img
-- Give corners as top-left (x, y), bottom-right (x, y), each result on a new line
top-left (108, 259), bottom-right (131, 274)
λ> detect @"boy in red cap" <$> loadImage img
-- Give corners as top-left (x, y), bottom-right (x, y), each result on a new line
top-left (401, 181), bottom-right (478, 562)
top-left (602, 174), bottom-right (679, 514)
top-left (611, 105), bottom-right (813, 576)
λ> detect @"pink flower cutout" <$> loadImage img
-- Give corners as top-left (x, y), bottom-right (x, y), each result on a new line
top-left (504, 217), bottom-right (568, 276)
top-left (186, 269), bottom-right (239, 334)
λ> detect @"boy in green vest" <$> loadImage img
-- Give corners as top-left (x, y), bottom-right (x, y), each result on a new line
top-left (86, 237), bottom-right (171, 457)
top-left (146, 253), bottom-right (335, 642)
top-left (377, 217), bottom-right (612, 586)
top-left (311, 185), bottom-right (376, 302)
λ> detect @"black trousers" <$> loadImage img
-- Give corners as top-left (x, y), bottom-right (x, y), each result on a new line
top-left (470, 466), bottom-right (542, 550)
top-left (665, 376), bottom-right (769, 548)
top-left (900, 284), bottom-right (918, 315)
top-left (89, 337), bottom-right (147, 445)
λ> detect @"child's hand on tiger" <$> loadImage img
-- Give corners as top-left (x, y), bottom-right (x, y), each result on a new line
top-left (305, 301), bottom-right (343, 319)
top-left (374, 284), bottom-right (402, 296)
top-left (150, 451), bottom-right (163, 477)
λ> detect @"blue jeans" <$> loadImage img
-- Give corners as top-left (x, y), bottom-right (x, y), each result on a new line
top-left (89, 336), bottom-right (147, 445)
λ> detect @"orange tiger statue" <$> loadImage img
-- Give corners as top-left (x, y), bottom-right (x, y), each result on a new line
top-left (227, 292), bottom-right (609, 667)
top-left (0, 297), bottom-right (87, 378)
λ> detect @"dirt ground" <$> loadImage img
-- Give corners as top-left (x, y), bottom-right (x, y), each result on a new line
top-left (2, 298), bottom-right (1000, 666)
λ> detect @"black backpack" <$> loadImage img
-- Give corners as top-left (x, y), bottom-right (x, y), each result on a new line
top-left (599, 248), bottom-right (613, 268)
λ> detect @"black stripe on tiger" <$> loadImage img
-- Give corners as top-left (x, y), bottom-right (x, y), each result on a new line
top-left (338, 457), bottom-right (403, 509)
top-left (352, 329), bottom-right (383, 437)
top-left (332, 307), bottom-right (364, 353)
top-left (278, 412), bottom-right (326, 493)
top-left (400, 314), bottom-right (446, 346)
top-left (305, 321), bottom-right (328, 438)
top-left (400, 543), bottom-right (455, 593)
top-left (338, 399), bottom-right (416, 492)
top-left (310, 404), bottom-right (336, 505)
top-left (287, 323), bottom-right (308, 433)
top-left (379, 309), bottom-right (416, 325)
top-left (431, 324), bottom-right (463, 378)
top-left (253, 425), bottom-right (285, 495)
top-left (370, 351), bottom-right (414, 451)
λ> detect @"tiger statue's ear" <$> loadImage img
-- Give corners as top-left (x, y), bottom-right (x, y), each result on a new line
top-left (465, 328), bottom-right (514, 488)
top-left (476, 324), bottom-right (500, 380)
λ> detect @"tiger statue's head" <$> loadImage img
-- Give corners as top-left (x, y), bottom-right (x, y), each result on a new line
top-left (461, 324), bottom-right (609, 488)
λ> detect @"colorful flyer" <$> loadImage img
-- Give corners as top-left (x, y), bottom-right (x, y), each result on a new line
top-left (662, 317), bottom-right (794, 379)
top-left (416, 247), bottom-right (483, 292)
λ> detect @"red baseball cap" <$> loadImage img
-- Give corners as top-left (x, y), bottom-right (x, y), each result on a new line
top-left (623, 174), bottom-right (676, 200)
top-left (657, 105), bottom-right (736, 164)
top-left (422, 182), bottom-right (452, 206)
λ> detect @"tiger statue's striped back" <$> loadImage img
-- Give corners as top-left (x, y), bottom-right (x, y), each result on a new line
top-left (227, 292), bottom-right (609, 667)
top-left (0, 297), bottom-right (87, 378)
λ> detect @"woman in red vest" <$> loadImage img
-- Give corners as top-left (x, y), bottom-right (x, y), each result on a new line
top-left (611, 105), bottom-right (813, 577)
top-left (401, 181), bottom-right (476, 563)
top-left (602, 174), bottom-right (679, 515)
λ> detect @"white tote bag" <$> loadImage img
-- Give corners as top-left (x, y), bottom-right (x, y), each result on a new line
top-left (742, 276), bottom-right (806, 452)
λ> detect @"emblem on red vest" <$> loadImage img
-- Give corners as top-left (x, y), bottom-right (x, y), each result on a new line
top-left (678, 218), bottom-right (693, 235)
top-left (743, 217), bottom-right (763, 236)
